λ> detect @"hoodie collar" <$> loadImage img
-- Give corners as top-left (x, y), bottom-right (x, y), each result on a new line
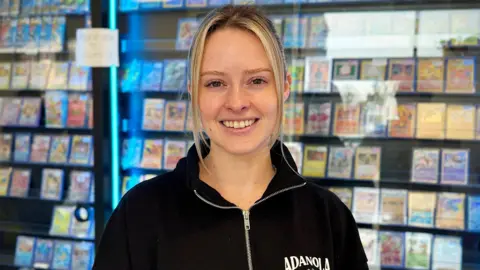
top-left (174, 140), bottom-right (307, 208)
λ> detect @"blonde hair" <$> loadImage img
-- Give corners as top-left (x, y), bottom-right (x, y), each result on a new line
top-left (188, 5), bottom-right (287, 166)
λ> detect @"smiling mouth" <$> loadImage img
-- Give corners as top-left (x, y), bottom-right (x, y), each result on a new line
top-left (220, 118), bottom-right (259, 129)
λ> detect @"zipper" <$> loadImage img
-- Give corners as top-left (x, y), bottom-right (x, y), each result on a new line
top-left (242, 210), bottom-right (253, 270)
top-left (194, 182), bottom-right (306, 270)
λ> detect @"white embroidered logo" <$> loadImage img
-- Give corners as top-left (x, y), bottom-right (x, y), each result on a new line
top-left (284, 256), bottom-right (330, 270)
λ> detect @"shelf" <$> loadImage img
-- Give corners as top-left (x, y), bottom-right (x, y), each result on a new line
top-left (311, 177), bottom-right (480, 193)
top-left (0, 222), bottom-right (94, 243)
top-left (0, 195), bottom-right (94, 207)
top-left (121, 90), bottom-right (188, 99)
top-left (122, 130), bottom-right (192, 139)
top-left (296, 134), bottom-right (480, 145)
top-left (0, 89), bottom-right (92, 97)
top-left (0, 126), bottom-right (92, 135)
top-left (119, 0), bottom-right (480, 15)
top-left (122, 168), bottom-right (171, 175)
top-left (0, 161), bottom-right (93, 170)
top-left (357, 222), bottom-right (480, 237)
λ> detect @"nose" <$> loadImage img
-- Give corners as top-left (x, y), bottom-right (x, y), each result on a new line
top-left (225, 87), bottom-right (250, 112)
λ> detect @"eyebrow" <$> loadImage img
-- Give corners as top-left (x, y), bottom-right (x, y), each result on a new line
top-left (200, 68), bottom-right (273, 77)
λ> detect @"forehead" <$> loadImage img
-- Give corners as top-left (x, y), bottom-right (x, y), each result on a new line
top-left (201, 27), bottom-right (272, 71)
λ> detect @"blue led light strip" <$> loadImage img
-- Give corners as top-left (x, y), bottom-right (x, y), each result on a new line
top-left (108, 0), bottom-right (120, 209)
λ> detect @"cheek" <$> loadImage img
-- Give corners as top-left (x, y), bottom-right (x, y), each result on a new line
top-left (198, 95), bottom-right (222, 122)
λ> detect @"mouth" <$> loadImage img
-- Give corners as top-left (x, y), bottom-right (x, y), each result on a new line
top-left (220, 118), bottom-right (260, 129)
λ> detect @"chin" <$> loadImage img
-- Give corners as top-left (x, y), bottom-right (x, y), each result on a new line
top-left (212, 136), bottom-right (271, 157)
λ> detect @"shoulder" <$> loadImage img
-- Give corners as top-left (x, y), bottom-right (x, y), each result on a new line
top-left (121, 171), bottom-right (187, 211)
top-left (300, 181), bottom-right (355, 225)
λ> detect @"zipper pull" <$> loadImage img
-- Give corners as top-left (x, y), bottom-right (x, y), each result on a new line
top-left (243, 210), bottom-right (250, 230)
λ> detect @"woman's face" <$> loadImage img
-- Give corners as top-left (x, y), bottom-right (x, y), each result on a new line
top-left (198, 27), bottom-right (288, 156)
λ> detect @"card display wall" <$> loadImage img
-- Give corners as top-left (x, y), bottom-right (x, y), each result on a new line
top-left (0, 1), bottom-right (96, 269)
top-left (118, 1), bottom-right (480, 269)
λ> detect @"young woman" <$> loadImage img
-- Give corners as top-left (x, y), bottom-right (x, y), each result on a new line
top-left (93, 5), bottom-right (368, 270)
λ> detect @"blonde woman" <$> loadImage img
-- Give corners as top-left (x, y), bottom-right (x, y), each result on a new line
top-left (94, 5), bottom-right (368, 270)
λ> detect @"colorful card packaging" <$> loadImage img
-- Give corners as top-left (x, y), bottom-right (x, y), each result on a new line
top-left (164, 101), bottom-right (187, 131)
top-left (175, 18), bottom-right (200, 51)
top-left (0, 133), bottom-right (12, 161)
top-left (14, 133), bottom-right (31, 162)
top-left (380, 189), bottom-right (407, 225)
top-left (69, 135), bottom-right (92, 165)
top-left (120, 60), bottom-right (141, 92)
top-left (52, 241), bottom-right (73, 270)
top-left (66, 93), bottom-right (88, 128)
top-left (30, 135), bottom-right (51, 163)
top-left (0, 98), bottom-right (22, 126)
top-left (25, 17), bottom-right (42, 53)
top-left (302, 145), bottom-right (327, 178)
top-left (32, 238), bottom-right (54, 269)
top-left (45, 91), bottom-right (68, 128)
top-left (354, 146), bottom-right (381, 181)
top-left (140, 139), bottom-right (164, 169)
top-left (121, 138), bottom-right (142, 169)
top-left (68, 64), bottom-right (90, 91)
top-left (48, 135), bottom-right (71, 164)
top-left (332, 59), bottom-right (360, 81)
top-left (360, 59), bottom-right (387, 81)
top-left (49, 205), bottom-right (73, 236)
top-left (14, 236), bottom-right (36, 267)
top-left (304, 57), bottom-right (332, 93)
top-left (283, 15), bottom-right (307, 48)
top-left (329, 187), bottom-right (353, 210)
top-left (142, 98), bottom-right (165, 130)
top-left (29, 60), bottom-right (52, 89)
top-left (358, 229), bottom-right (379, 267)
top-left (416, 103), bottom-right (446, 139)
top-left (40, 168), bottom-right (63, 200)
top-left (283, 102), bottom-right (304, 135)
top-left (140, 61), bottom-right (163, 91)
top-left (9, 168), bottom-right (31, 197)
top-left (333, 103), bottom-right (360, 137)
top-left (163, 140), bottom-right (187, 170)
top-left (161, 59), bottom-right (187, 91)
top-left (387, 58), bottom-right (415, 92)
top-left (67, 170), bottom-right (93, 202)
top-left (408, 191), bottom-right (436, 228)
top-left (71, 242), bottom-right (94, 270)
top-left (435, 192), bottom-right (465, 230)
top-left (0, 167), bottom-right (12, 195)
top-left (432, 236), bottom-right (462, 270)
top-left (441, 149), bottom-right (469, 185)
top-left (49, 16), bottom-right (66, 52)
top-left (208, 0), bottom-right (230, 6)
top-left (39, 16), bottom-right (53, 52)
top-left (352, 187), bottom-right (380, 224)
top-left (305, 103), bottom-right (331, 135)
top-left (306, 14), bottom-right (327, 48)
top-left (360, 102), bottom-right (387, 137)
top-left (0, 62), bottom-right (12, 89)
top-left (379, 231), bottom-right (405, 268)
top-left (411, 148), bottom-right (440, 184)
top-left (18, 97), bottom-right (41, 126)
top-left (388, 103), bottom-right (416, 138)
top-left (46, 61), bottom-right (69, 90)
top-left (445, 57), bottom-right (475, 94)
top-left (15, 16), bottom-right (30, 52)
top-left (284, 142), bottom-right (303, 173)
top-left (446, 104), bottom-right (475, 140)
top-left (288, 59), bottom-right (305, 93)
top-left (416, 58), bottom-right (444, 93)
top-left (11, 61), bottom-right (30, 89)
top-left (468, 195), bottom-right (480, 231)
top-left (405, 232), bottom-right (432, 269)
top-left (327, 146), bottom-right (354, 179)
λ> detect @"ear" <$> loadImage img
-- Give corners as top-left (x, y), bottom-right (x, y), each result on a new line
top-left (187, 81), bottom-right (192, 95)
top-left (283, 73), bottom-right (292, 102)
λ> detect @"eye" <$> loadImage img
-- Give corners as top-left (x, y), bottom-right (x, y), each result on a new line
top-left (205, 80), bottom-right (224, 88)
top-left (251, 78), bottom-right (267, 85)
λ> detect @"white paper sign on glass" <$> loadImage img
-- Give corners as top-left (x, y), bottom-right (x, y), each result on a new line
top-left (75, 28), bottom-right (119, 67)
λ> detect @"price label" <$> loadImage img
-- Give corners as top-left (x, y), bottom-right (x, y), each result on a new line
top-left (75, 28), bottom-right (119, 67)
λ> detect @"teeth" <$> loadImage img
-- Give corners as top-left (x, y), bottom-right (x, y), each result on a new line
top-left (222, 119), bottom-right (256, 129)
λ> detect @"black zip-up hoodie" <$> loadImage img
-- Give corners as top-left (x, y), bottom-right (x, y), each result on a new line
top-left (93, 141), bottom-right (368, 270)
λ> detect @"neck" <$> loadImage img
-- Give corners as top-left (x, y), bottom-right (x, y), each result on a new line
top-left (199, 143), bottom-right (276, 210)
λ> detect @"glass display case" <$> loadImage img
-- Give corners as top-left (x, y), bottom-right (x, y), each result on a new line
top-left (0, 1), bottom-right (109, 269)
top-left (117, 0), bottom-right (480, 269)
